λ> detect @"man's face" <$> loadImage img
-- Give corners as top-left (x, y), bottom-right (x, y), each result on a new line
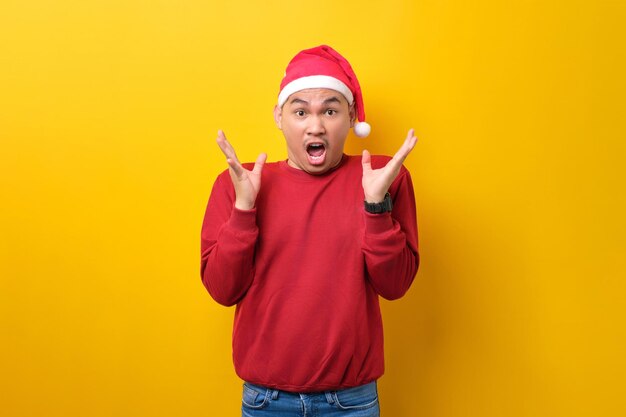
top-left (274, 88), bottom-right (355, 175)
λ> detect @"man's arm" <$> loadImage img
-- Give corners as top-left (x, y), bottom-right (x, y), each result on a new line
top-left (361, 129), bottom-right (419, 299)
top-left (362, 167), bottom-right (419, 299)
top-left (200, 131), bottom-right (266, 306)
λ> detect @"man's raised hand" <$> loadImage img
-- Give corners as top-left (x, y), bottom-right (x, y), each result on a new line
top-left (216, 130), bottom-right (267, 210)
top-left (361, 128), bottom-right (417, 203)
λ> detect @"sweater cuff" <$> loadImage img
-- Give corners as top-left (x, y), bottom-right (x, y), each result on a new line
top-left (363, 211), bottom-right (394, 235)
top-left (227, 207), bottom-right (258, 231)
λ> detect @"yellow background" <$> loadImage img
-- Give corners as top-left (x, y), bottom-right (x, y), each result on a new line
top-left (1, 1), bottom-right (625, 416)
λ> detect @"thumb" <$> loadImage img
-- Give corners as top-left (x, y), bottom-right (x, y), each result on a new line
top-left (361, 149), bottom-right (372, 172)
top-left (252, 152), bottom-right (267, 175)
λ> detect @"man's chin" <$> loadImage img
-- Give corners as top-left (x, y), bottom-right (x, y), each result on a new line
top-left (288, 155), bottom-right (343, 175)
top-left (304, 158), bottom-right (344, 175)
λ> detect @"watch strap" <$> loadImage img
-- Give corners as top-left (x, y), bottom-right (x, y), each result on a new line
top-left (364, 192), bottom-right (393, 214)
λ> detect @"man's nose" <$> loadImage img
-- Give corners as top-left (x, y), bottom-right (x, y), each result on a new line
top-left (306, 115), bottom-right (325, 135)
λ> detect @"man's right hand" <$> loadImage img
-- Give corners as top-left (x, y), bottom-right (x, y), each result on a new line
top-left (216, 130), bottom-right (267, 210)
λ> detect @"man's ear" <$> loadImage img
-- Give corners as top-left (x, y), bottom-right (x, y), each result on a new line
top-left (273, 105), bottom-right (283, 129)
top-left (349, 104), bottom-right (356, 127)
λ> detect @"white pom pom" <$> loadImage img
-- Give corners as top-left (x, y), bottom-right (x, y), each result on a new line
top-left (354, 121), bottom-right (371, 138)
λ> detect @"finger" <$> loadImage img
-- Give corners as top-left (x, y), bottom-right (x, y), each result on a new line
top-left (361, 149), bottom-right (372, 172)
top-left (226, 158), bottom-right (246, 179)
top-left (405, 128), bottom-right (418, 148)
top-left (389, 129), bottom-right (418, 168)
top-left (399, 128), bottom-right (417, 155)
top-left (216, 130), bottom-right (241, 164)
top-left (252, 153), bottom-right (267, 175)
top-left (216, 130), bottom-right (234, 156)
top-left (216, 130), bottom-right (233, 156)
top-left (407, 128), bottom-right (415, 140)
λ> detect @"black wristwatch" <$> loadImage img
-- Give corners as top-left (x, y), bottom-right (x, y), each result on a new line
top-left (364, 192), bottom-right (393, 214)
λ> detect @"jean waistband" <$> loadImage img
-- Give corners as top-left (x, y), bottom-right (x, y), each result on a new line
top-left (244, 381), bottom-right (377, 404)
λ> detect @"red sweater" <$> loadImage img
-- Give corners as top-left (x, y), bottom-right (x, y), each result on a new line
top-left (200, 154), bottom-right (419, 392)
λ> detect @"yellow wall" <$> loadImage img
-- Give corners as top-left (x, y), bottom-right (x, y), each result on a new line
top-left (1, 1), bottom-right (624, 416)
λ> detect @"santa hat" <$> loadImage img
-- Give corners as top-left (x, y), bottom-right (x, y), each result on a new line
top-left (278, 45), bottom-right (371, 138)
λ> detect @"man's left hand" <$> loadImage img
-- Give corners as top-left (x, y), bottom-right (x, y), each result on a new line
top-left (361, 128), bottom-right (418, 203)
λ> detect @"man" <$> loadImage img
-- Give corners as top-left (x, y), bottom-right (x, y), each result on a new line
top-left (201, 45), bottom-right (419, 416)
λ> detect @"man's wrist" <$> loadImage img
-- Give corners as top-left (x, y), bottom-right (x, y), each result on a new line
top-left (364, 194), bottom-right (385, 204)
top-left (364, 192), bottom-right (393, 214)
top-left (234, 199), bottom-right (255, 210)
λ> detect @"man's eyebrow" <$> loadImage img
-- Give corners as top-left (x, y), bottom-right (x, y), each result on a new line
top-left (288, 98), bottom-right (309, 106)
top-left (323, 96), bottom-right (342, 105)
top-left (287, 96), bottom-right (344, 106)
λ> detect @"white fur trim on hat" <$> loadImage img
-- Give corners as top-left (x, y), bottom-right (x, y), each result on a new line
top-left (278, 75), bottom-right (354, 107)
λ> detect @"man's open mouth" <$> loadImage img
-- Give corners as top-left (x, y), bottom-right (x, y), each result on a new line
top-left (307, 143), bottom-right (325, 156)
top-left (306, 143), bottom-right (326, 164)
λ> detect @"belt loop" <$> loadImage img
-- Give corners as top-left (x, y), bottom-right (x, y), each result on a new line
top-left (325, 391), bottom-right (335, 404)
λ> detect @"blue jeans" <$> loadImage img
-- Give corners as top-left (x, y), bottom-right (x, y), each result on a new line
top-left (241, 381), bottom-right (380, 417)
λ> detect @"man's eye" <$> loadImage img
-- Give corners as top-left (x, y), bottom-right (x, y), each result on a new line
top-left (326, 109), bottom-right (336, 116)
top-left (296, 110), bottom-right (305, 116)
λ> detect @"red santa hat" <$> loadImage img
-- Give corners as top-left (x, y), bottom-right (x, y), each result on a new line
top-left (278, 45), bottom-right (371, 138)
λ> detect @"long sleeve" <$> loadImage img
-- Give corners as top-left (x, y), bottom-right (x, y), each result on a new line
top-left (200, 172), bottom-right (259, 306)
top-left (361, 167), bottom-right (419, 300)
